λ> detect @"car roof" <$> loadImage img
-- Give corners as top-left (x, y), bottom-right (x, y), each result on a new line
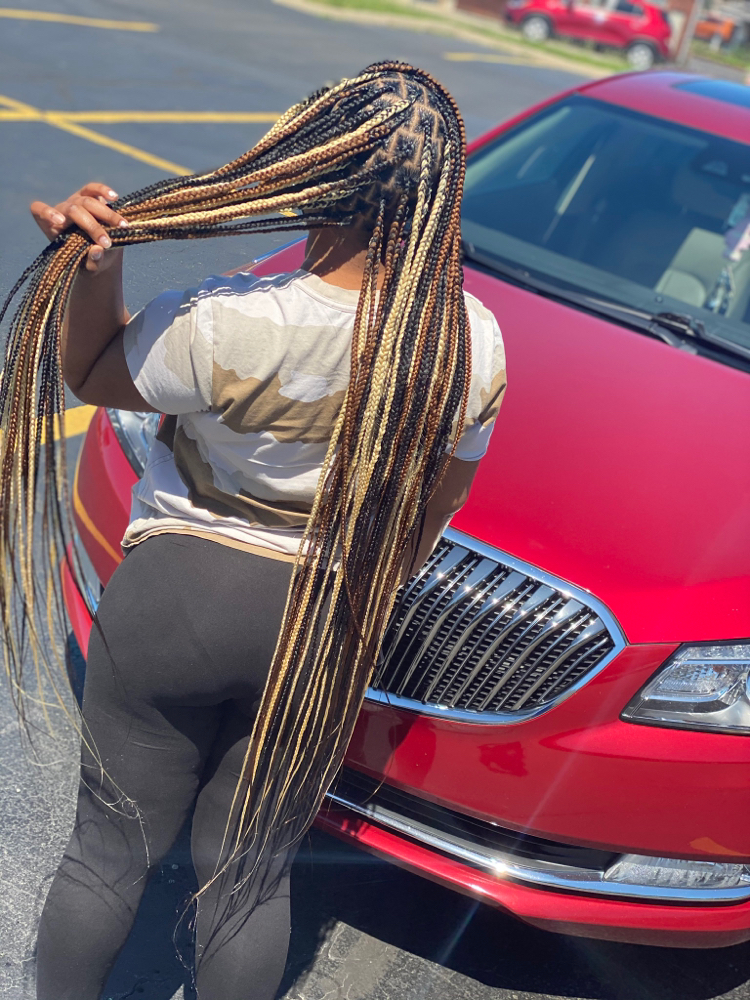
top-left (576, 71), bottom-right (750, 145)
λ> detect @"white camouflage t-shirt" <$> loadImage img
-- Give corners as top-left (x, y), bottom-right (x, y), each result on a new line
top-left (122, 268), bottom-right (506, 560)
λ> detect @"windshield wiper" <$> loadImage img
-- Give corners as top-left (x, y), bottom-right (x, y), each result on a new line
top-left (577, 298), bottom-right (706, 348)
top-left (462, 244), bottom-right (698, 349)
top-left (463, 242), bottom-right (750, 363)
top-left (652, 312), bottom-right (750, 361)
top-left (584, 300), bottom-right (750, 361)
top-left (650, 311), bottom-right (706, 339)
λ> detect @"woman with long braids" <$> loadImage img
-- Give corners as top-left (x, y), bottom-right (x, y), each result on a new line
top-left (1, 63), bottom-right (506, 999)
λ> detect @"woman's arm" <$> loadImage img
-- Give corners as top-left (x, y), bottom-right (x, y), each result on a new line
top-left (29, 183), bottom-right (154, 410)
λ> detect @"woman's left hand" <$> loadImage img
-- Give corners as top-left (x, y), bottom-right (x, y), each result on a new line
top-left (30, 182), bottom-right (128, 273)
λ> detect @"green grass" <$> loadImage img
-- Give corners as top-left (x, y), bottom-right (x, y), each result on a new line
top-left (308, 0), bottom-right (626, 72)
top-left (318, 0), bottom-right (437, 17)
top-left (691, 39), bottom-right (750, 70)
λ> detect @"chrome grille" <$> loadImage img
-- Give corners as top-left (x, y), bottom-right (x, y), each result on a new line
top-left (369, 528), bottom-right (624, 723)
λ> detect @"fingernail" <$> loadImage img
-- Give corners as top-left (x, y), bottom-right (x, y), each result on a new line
top-left (90, 247), bottom-right (103, 261)
top-left (118, 219), bottom-right (130, 227)
top-left (108, 190), bottom-right (118, 200)
top-left (52, 212), bottom-right (66, 225)
top-left (98, 235), bottom-right (111, 249)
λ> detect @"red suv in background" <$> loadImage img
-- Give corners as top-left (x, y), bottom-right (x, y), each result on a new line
top-left (64, 73), bottom-right (750, 949)
top-left (506, 0), bottom-right (672, 68)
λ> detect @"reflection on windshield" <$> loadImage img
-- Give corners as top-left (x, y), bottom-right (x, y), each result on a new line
top-left (462, 97), bottom-right (750, 351)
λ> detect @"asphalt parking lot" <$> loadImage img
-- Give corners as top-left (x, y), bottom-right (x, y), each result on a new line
top-left (1, 2), bottom-right (749, 999)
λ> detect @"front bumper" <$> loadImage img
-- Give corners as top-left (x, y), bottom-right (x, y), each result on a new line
top-left (63, 408), bottom-right (750, 948)
top-left (317, 798), bottom-right (750, 949)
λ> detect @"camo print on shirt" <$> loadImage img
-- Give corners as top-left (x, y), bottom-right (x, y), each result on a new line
top-left (122, 269), bottom-right (506, 557)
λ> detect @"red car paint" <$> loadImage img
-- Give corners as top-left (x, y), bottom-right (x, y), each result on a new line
top-left (73, 405), bottom-right (133, 590)
top-left (66, 73), bottom-right (750, 948)
top-left (505, 0), bottom-right (671, 62)
top-left (576, 70), bottom-right (750, 145)
top-left (458, 269), bottom-right (750, 646)
top-left (466, 71), bottom-right (750, 156)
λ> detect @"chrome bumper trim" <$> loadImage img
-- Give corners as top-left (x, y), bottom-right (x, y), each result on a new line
top-left (324, 786), bottom-right (750, 905)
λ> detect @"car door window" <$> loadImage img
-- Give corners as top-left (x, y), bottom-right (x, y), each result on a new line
top-left (614, 0), bottom-right (644, 14)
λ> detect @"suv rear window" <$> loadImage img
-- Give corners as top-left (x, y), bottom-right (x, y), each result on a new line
top-left (615, 1), bottom-right (644, 15)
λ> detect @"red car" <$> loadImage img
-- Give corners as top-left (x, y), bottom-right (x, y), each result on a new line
top-left (505, 0), bottom-right (672, 69)
top-left (64, 72), bottom-right (750, 949)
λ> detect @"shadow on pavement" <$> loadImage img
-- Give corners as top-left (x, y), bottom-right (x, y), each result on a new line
top-left (101, 824), bottom-right (750, 1000)
top-left (282, 831), bottom-right (750, 1000)
top-left (102, 823), bottom-right (199, 1000)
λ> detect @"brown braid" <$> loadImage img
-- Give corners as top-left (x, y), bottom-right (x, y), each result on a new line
top-left (0, 61), bottom-right (470, 901)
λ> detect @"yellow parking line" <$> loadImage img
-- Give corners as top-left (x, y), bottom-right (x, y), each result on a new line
top-left (0, 93), bottom-right (191, 175)
top-left (0, 95), bottom-right (281, 174)
top-left (49, 117), bottom-right (192, 174)
top-left (73, 461), bottom-right (121, 563)
top-left (443, 51), bottom-right (529, 63)
top-left (61, 405), bottom-right (96, 440)
top-left (0, 93), bottom-right (45, 112)
top-left (61, 111), bottom-right (280, 123)
top-left (0, 110), bottom-right (281, 124)
top-left (0, 8), bottom-right (158, 31)
top-left (35, 404), bottom-right (96, 444)
top-left (0, 109), bottom-right (46, 120)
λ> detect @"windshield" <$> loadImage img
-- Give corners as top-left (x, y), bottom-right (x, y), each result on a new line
top-left (462, 97), bottom-right (750, 354)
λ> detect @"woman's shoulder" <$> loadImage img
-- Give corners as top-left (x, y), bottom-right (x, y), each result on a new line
top-left (462, 290), bottom-right (504, 369)
top-left (462, 288), bottom-right (501, 329)
top-left (196, 269), bottom-right (359, 322)
top-left (195, 269), bottom-right (308, 302)
top-left (460, 289), bottom-right (508, 443)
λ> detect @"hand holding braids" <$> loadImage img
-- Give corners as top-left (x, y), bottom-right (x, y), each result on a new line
top-left (0, 62), bottom-right (470, 902)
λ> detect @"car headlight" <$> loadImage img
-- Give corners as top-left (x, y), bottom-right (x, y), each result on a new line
top-left (106, 409), bottom-right (161, 476)
top-left (622, 643), bottom-right (750, 735)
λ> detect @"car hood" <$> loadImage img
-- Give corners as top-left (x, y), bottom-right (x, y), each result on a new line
top-left (456, 266), bottom-right (750, 645)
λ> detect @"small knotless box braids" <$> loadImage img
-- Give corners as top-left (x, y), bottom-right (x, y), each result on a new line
top-left (0, 61), bottom-right (470, 893)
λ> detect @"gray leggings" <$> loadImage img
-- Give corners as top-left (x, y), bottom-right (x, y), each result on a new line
top-left (37, 533), bottom-right (298, 1000)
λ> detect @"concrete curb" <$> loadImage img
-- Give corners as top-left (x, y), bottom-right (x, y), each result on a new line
top-left (272, 0), bottom-right (613, 79)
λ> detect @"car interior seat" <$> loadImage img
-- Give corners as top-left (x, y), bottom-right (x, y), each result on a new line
top-left (656, 228), bottom-right (750, 317)
top-left (655, 163), bottom-right (750, 318)
top-left (655, 228), bottom-right (725, 306)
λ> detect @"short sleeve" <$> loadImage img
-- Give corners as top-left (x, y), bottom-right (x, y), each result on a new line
top-left (123, 281), bottom-right (215, 415)
top-left (452, 295), bottom-right (507, 462)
